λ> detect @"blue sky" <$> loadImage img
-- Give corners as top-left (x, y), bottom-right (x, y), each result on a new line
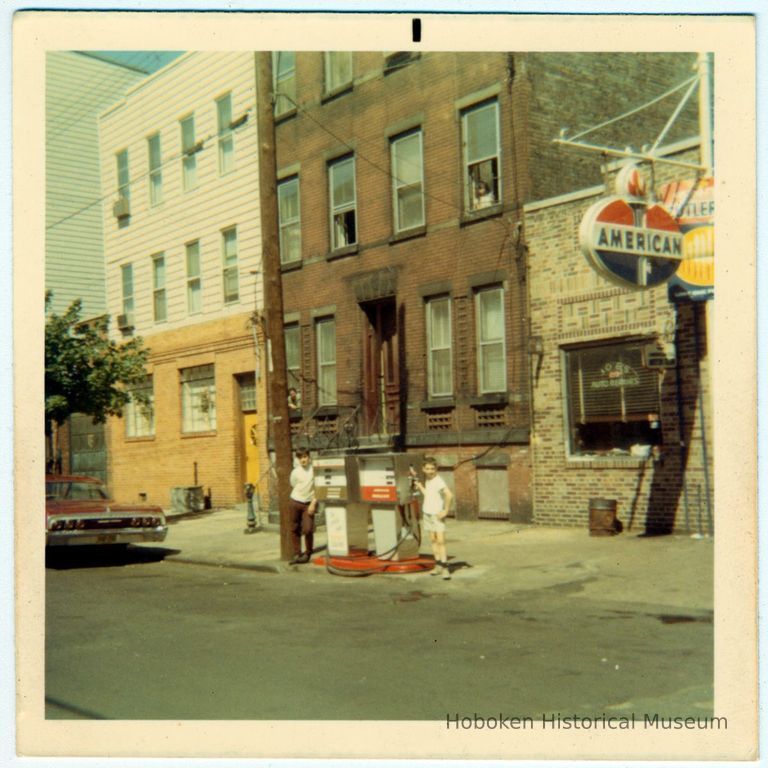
top-left (86, 50), bottom-right (183, 74)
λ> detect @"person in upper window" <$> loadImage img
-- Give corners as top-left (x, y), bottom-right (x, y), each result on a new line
top-left (287, 386), bottom-right (301, 412)
top-left (472, 179), bottom-right (496, 210)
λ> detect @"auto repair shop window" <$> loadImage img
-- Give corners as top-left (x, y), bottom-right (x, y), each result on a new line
top-left (125, 376), bottom-right (155, 438)
top-left (180, 364), bottom-right (217, 433)
top-left (564, 341), bottom-right (662, 458)
top-left (328, 155), bottom-right (357, 251)
top-left (461, 100), bottom-right (500, 213)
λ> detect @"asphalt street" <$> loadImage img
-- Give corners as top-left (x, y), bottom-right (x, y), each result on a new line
top-left (45, 543), bottom-right (713, 721)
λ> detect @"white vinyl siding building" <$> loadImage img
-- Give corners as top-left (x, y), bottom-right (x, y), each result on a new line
top-left (99, 52), bottom-right (264, 338)
top-left (46, 52), bottom-right (146, 317)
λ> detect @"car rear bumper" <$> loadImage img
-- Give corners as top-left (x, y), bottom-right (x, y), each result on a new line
top-left (46, 526), bottom-right (168, 547)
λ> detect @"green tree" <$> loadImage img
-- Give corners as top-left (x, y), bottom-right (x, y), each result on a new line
top-left (45, 292), bottom-right (150, 428)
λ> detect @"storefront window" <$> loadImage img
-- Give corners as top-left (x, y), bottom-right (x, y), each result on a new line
top-left (564, 341), bottom-right (662, 458)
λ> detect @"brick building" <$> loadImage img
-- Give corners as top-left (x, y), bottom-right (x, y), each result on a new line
top-left (525, 140), bottom-right (714, 534)
top-left (272, 50), bottom-right (700, 523)
top-left (99, 52), bottom-right (269, 509)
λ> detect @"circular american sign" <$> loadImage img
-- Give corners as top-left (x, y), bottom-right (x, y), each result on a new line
top-left (579, 196), bottom-right (683, 289)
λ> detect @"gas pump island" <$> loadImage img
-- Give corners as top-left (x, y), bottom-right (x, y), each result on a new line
top-left (312, 453), bottom-right (436, 575)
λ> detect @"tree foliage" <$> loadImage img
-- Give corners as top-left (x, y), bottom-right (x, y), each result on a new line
top-left (45, 292), bottom-right (150, 426)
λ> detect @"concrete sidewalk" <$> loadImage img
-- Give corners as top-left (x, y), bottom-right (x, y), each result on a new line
top-left (140, 506), bottom-right (714, 612)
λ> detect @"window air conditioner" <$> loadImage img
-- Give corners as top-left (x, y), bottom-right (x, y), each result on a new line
top-left (113, 197), bottom-right (131, 220)
top-left (117, 314), bottom-right (133, 331)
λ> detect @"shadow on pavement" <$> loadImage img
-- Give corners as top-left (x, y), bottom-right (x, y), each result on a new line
top-left (45, 544), bottom-right (180, 570)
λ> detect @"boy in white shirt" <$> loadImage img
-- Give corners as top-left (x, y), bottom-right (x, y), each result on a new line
top-left (288, 450), bottom-right (316, 564)
top-left (411, 457), bottom-right (454, 580)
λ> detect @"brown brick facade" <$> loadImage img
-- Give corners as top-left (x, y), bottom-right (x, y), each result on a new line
top-left (274, 51), bottom-right (701, 523)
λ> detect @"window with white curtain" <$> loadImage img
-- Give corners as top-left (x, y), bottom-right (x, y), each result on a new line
top-left (216, 93), bottom-right (234, 175)
top-left (391, 130), bottom-right (425, 232)
top-left (186, 240), bottom-right (202, 315)
top-left (329, 156), bottom-right (356, 250)
top-left (461, 100), bottom-right (501, 212)
top-left (426, 296), bottom-right (453, 397)
top-left (221, 228), bottom-right (239, 304)
top-left (273, 52), bottom-right (296, 116)
top-left (180, 364), bottom-right (217, 433)
top-left (316, 317), bottom-right (337, 405)
top-left (125, 376), bottom-right (155, 438)
top-left (324, 51), bottom-right (353, 92)
top-left (476, 286), bottom-right (506, 393)
top-left (278, 176), bottom-right (301, 264)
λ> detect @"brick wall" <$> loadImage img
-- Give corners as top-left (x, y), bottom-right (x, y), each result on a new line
top-left (524, 147), bottom-right (714, 533)
top-left (108, 313), bottom-right (269, 510)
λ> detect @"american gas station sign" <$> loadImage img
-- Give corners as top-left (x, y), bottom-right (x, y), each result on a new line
top-left (579, 196), bottom-right (683, 289)
top-left (659, 177), bottom-right (714, 301)
top-left (579, 165), bottom-right (713, 296)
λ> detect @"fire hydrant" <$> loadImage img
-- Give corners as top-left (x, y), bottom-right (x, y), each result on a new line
top-left (243, 483), bottom-right (259, 534)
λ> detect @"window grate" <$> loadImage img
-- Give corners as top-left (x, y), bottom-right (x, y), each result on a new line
top-left (476, 407), bottom-right (507, 429)
top-left (426, 411), bottom-right (454, 431)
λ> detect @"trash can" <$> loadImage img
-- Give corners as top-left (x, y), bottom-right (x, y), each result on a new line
top-left (589, 498), bottom-right (619, 536)
top-left (171, 486), bottom-right (206, 515)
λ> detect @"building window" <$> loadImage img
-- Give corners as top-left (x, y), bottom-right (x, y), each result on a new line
top-left (461, 100), bottom-right (500, 212)
top-left (476, 286), bottom-right (506, 393)
top-left (125, 376), bottom-right (155, 438)
top-left (120, 263), bottom-right (134, 324)
top-left (329, 155), bottom-right (356, 250)
top-left (426, 296), bottom-right (453, 397)
top-left (324, 52), bottom-right (352, 93)
top-left (116, 149), bottom-right (130, 201)
top-left (564, 341), bottom-right (662, 458)
top-left (278, 177), bottom-right (301, 264)
top-left (185, 240), bottom-right (202, 315)
top-left (316, 317), bottom-right (337, 406)
top-left (237, 373), bottom-right (257, 412)
top-left (216, 93), bottom-right (234, 175)
top-left (180, 364), bottom-right (217, 433)
top-left (383, 51), bottom-right (421, 74)
top-left (285, 323), bottom-right (301, 391)
top-left (180, 114), bottom-right (198, 191)
top-left (222, 227), bottom-right (239, 304)
top-left (147, 133), bottom-right (162, 205)
top-left (152, 253), bottom-right (166, 322)
top-left (391, 130), bottom-right (425, 232)
top-left (273, 52), bottom-right (296, 116)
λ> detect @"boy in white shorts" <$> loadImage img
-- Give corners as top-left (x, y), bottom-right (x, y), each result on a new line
top-left (411, 457), bottom-right (454, 580)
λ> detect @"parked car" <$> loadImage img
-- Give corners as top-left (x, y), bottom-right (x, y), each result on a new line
top-left (46, 475), bottom-right (168, 547)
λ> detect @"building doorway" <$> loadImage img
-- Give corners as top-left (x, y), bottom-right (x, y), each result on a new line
top-left (361, 299), bottom-right (400, 436)
top-left (237, 373), bottom-right (259, 487)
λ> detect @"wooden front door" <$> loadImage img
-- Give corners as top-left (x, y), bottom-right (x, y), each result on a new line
top-left (362, 300), bottom-right (400, 436)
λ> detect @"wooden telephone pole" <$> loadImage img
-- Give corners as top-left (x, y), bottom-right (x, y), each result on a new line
top-left (256, 51), bottom-right (294, 560)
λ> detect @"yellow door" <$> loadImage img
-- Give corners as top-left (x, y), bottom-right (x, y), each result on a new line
top-left (242, 412), bottom-right (260, 486)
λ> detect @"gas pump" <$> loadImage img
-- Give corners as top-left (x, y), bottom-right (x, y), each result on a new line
top-left (312, 455), bottom-right (367, 557)
top-left (353, 452), bottom-right (424, 560)
top-left (312, 452), bottom-right (435, 575)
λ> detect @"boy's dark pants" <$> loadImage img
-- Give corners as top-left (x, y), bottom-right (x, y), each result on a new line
top-left (288, 498), bottom-right (315, 556)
